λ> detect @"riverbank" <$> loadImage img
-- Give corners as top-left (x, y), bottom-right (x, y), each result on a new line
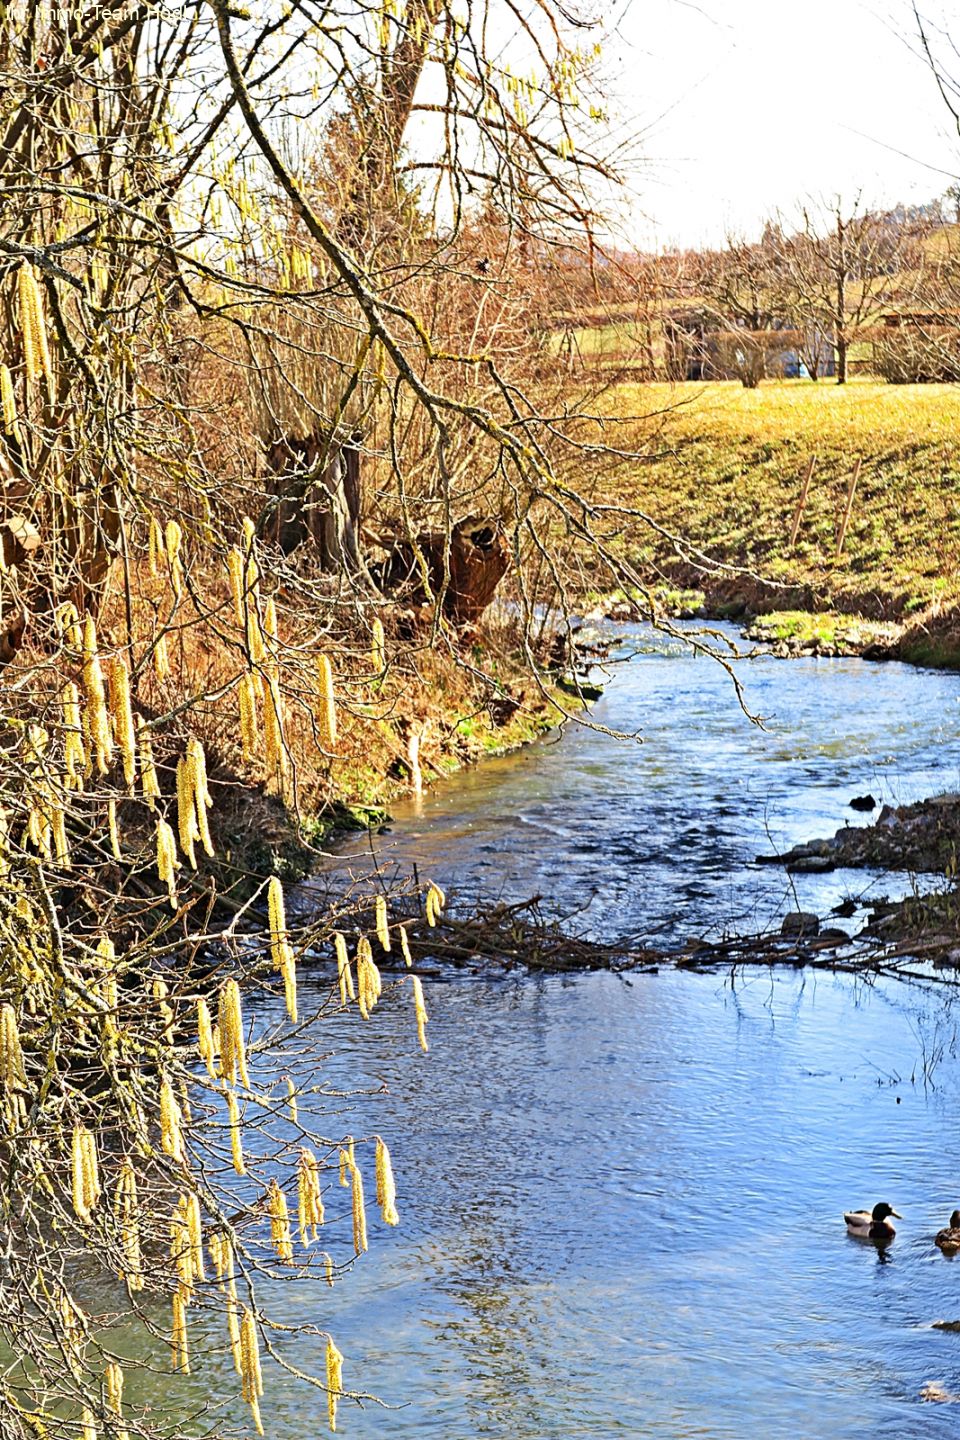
top-left (597, 378), bottom-right (960, 668)
top-left (201, 619), bottom-right (569, 901)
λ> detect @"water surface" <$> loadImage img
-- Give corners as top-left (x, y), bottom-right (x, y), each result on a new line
top-left (206, 630), bottom-right (960, 1436)
top-left (321, 623), bottom-right (960, 942)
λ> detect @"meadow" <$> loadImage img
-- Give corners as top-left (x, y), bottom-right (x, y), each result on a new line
top-left (607, 379), bottom-right (960, 652)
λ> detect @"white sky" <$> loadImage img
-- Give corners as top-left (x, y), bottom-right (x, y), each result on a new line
top-left (602, 0), bottom-right (960, 248)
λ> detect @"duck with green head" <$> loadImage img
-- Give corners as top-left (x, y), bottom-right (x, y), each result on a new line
top-left (936, 1211), bottom-right (960, 1253)
top-left (844, 1203), bottom-right (901, 1241)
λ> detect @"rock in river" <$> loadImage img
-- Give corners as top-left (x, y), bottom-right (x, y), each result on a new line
top-left (781, 911), bottom-right (820, 938)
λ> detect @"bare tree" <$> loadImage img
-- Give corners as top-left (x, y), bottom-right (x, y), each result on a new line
top-left (776, 198), bottom-right (924, 383)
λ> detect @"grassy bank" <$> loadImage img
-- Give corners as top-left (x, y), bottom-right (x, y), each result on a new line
top-left (607, 379), bottom-right (960, 660)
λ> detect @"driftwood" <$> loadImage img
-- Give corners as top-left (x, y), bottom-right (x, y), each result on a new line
top-left (376, 514), bottom-right (509, 626)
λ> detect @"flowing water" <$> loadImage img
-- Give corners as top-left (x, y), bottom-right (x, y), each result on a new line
top-left (167, 628), bottom-right (960, 1436)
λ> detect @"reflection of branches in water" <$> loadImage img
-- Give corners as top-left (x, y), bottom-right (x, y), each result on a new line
top-left (425, 1219), bottom-right (560, 1437)
top-left (908, 1011), bottom-right (960, 1089)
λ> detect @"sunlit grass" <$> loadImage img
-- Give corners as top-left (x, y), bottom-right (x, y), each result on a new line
top-left (607, 379), bottom-right (960, 616)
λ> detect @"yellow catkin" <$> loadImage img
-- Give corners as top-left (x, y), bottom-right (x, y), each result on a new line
top-left (326, 1337), bottom-right (344, 1431)
top-left (411, 975), bottom-right (429, 1053)
top-left (297, 1147), bottom-right (324, 1245)
top-left (238, 670), bottom-right (259, 762)
top-left (355, 937), bottom-right (382, 1021)
top-left (107, 657), bottom-right (136, 789)
top-left (71, 1124), bottom-right (100, 1223)
top-left (262, 594), bottom-right (278, 648)
top-left (425, 881), bottom-right (446, 926)
top-left (170, 1197), bottom-right (193, 1295)
top-left (350, 1156), bottom-right (368, 1256)
top-left (240, 1308), bottom-right (264, 1436)
top-left (81, 616), bottom-right (113, 774)
top-left (154, 977), bottom-right (175, 1044)
top-left (286, 1075), bottom-right (298, 1126)
top-left (107, 798), bottom-right (121, 860)
top-left (185, 1191), bottom-right (207, 1281)
top-left (154, 631), bottom-right (171, 681)
top-left (156, 818), bottom-right (179, 908)
top-left (209, 1228), bottom-right (234, 1285)
top-left (399, 925), bottom-right (413, 968)
top-left (176, 757), bottom-right (199, 870)
top-left (171, 1288), bottom-right (189, 1373)
top-left (267, 1179), bottom-right (294, 1263)
top-left (218, 979), bottom-right (250, 1090)
top-left (18, 262), bottom-right (52, 387)
top-left (160, 1076), bottom-right (184, 1162)
top-left (115, 1158), bottom-right (144, 1292)
top-left (339, 1140), bottom-right (354, 1189)
top-left (267, 876), bottom-right (297, 1023)
top-left (263, 674), bottom-right (287, 794)
top-left (104, 1359), bottom-right (123, 1410)
top-left (165, 519), bottom-right (184, 599)
top-left (0, 363), bottom-right (20, 442)
top-left (322, 1251), bottom-right (335, 1286)
top-left (80, 1407), bottom-right (96, 1440)
top-left (137, 716), bottom-right (161, 808)
top-left (58, 1287), bottom-right (85, 1378)
top-left (51, 800), bottom-right (70, 867)
top-left (226, 1088), bottom-right (246, 1175)
top-left (148, 515), bottom-right (165, 578)
top-left (0, 1003), bottom-right (26, 1126)
top-left (61, 681), bottom-right (86, 787)
top-left (317, 654), bottom-right (337, 749)
top-left (334, 933), bottom-right (355, 1003)
top-left (371, 616), bottom-right (386, 675)
top-left (226, 1292), bottom-right (242, 1375)
top-left (374, 1136), bottom-right (400, 1226)
top-left (261, 597), bottom-right (289, 793)
top-left (197, 998), bottom-right (217, 1077)
top-left (187, 737), bottom-right (215, 857)
top-left (375, 895), bottom-right (391, 953)
top-left (228, 545), bottom-right (245, 626)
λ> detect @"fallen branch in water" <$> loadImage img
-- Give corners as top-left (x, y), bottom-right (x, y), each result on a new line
top-left (329, 892), bottom-right (960, 983)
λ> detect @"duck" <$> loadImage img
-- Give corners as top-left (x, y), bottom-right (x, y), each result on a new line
top-left (935, 1211), bottom-right (960, 1253)
top-left (844, 1202), bottom-right (902, 1240)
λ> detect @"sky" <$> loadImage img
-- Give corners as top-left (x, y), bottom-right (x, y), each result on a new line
top-left (603, 0), bottom-right (960, 248)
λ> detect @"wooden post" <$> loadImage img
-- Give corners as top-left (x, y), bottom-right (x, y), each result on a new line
top-left (789, 455), bottom-right (817, 550)
top-left (836, 458), bottom-right (862, 559)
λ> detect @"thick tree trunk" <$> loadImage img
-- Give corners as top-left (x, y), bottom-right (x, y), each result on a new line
top-left (376, 515), bottom-right (509, 625)
top-left (263, 432), bottom-right (362, 571)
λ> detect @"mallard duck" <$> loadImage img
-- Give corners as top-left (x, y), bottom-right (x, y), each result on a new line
top-left (844, 1202), bottom-right (901, 1240)
top-left (935, 1211), bottom-right (960, 1253)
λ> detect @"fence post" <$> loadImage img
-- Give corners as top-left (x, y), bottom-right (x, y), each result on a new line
top-left (789, 455), bottom-right (817, 550)
top-left (836, 458), bottom-right (863, 559)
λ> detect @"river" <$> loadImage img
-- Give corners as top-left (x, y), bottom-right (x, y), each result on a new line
top-left (166, 627), bottom-right (960, 1437)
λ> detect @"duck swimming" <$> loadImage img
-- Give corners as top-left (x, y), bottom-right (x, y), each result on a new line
top-left (935, 1211), bottom-right (960, 1253)
top-left (844, 1203), bottom-right (902, 1240)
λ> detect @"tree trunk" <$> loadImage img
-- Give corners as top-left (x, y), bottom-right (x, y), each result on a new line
top-left (835, 214), bottom-right (847, 385)
top-left (836, 333), bottom-right (847, 385)
top-left (263, 432), bottom-right (362, 572)
top-left (376, 515), bottom-right (509, 625)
